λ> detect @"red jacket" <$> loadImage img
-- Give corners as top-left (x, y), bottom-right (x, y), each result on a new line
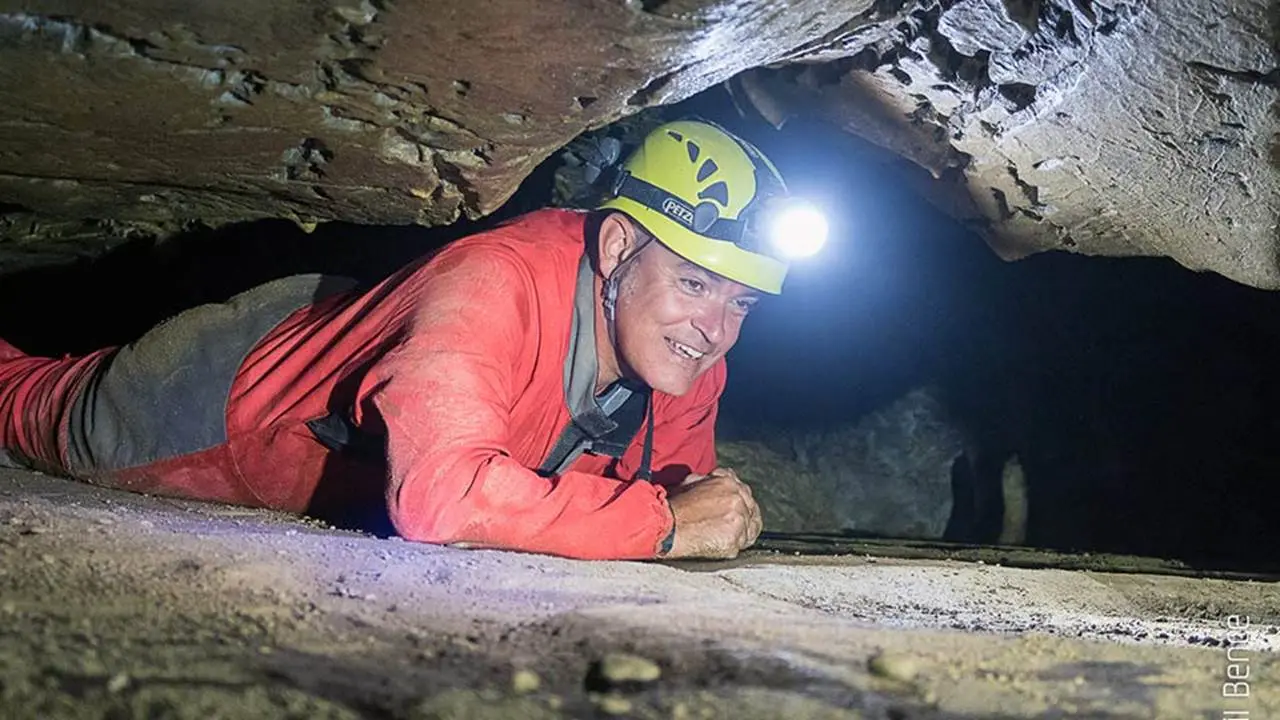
top-left (1, 210), bottom-right (722, 559)
top-left (228, 208), bottom-right (724, 559)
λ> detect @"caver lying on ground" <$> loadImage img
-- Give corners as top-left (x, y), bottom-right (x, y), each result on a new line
top-left (0, 121), bottom-right (828, 560)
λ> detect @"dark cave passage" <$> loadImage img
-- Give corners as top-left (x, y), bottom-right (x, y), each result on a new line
top-left (1, 91), bottom-right (1277, 573)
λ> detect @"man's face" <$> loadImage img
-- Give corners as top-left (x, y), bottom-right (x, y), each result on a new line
top-left (612, 240), bottom-right (760, 396)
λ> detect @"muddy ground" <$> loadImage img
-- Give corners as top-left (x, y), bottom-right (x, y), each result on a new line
top-left (1, 468), bottom-right (1276, 719)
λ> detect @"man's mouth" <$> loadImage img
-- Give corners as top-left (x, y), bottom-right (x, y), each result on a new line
top-left (665, 337), bottom-right (706, 361)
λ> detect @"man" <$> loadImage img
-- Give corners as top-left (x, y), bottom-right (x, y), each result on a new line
top-left (0, 119), bottom-right (821, 560)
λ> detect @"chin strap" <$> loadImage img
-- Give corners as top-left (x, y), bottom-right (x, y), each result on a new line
top-left (596, 236), bottom-right (658, 485)
top-left (637, 396), bottom-right (655, 482)
top-left (602, 253), bottom-right (668, 555)
top-left (601, 230), bottom-right (653, 335)
top-left (538, 251), bottom-right (656, 482)
top-left (597, 264), bottom-right (656, 484)
top-left (602, 270), bottom-right (620, 328)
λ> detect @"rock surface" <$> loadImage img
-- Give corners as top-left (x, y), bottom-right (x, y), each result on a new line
top-left (1, 1), bottom-right (1274, 287)
top-left (739, 0), bottom-right (1280, 287)
top-left (720, 387), bottom-right (964, 538)
top-left (2, 468), bottom-right (1278, 719)
top-left (0, 0), bottom-right (869, 231)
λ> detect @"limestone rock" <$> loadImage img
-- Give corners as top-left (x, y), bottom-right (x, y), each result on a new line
top-left (867, 651), bottom-right (919, 683)
top-left (587, 652), bottom-right (662, 690)
top-left (0, 0), bottom-right (1274, 291)
top-left (720, 387), bottom-right (963, 539)
top-left (737, 0), bottom-right (1280, 288)
top-left (511, 668), bottom-right (541, 694)
top-left (0, 0), bottom-right (870, 235)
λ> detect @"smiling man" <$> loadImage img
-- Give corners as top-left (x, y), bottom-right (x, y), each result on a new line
top-left (0, 120), bottom-right (825, 560)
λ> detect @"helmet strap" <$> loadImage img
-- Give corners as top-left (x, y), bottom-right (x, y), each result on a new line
top-left (600, 229), bottom-right (653, 341)
top-left (602, 271), bottom-right (620, 327)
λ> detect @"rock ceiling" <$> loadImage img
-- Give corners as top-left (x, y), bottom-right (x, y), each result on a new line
top-left (0, 0), bottom-right (1275, 286)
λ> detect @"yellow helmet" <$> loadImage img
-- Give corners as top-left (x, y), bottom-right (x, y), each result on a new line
top-left (597, 120), bottom-right (802, 294)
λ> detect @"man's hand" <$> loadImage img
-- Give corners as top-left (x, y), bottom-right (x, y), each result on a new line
top-left (661, 468), bottom-right (762, 559)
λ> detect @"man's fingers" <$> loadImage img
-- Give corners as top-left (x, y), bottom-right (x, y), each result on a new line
top-left (669, 467), bottom-right (762, 558)
top-left (677, 472), bottom-right (707, 488)
top-left (733, 504), bottom-right (761, 550)
top-left (709, 467), bottom-right (741, 483)
top-left (747, 500), bottom-right (763, 545)
top-left (732, 483), bottom-right (761, 549)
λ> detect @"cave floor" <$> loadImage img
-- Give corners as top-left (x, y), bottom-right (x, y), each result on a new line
top-left (1, 469), bottom-right (1276, 719)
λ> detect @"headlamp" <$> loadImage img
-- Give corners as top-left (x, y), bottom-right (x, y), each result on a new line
top-left (744, 198), bottom-right (829, 260)
top-left (611, 172), bottom-right (829, 262)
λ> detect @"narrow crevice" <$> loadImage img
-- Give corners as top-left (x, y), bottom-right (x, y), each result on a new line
top-left (1187, 61), bottom-right (1280, 87)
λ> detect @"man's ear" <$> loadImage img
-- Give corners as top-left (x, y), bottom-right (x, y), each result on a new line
top-left (597, 212), bottom-right (642, 279)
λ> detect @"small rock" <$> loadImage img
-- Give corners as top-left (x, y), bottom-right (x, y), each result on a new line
top-left (106, 672), bottom-right (130, 694)
top-left (596, 694), bottom-right (632, 715)
top-left (868, 651), bottom-right (918, 683)
top-left (512, 669), bottom-right (541, 694)
top-left (597, 652), bottom-right (661, 684)
top-left (1, 601), bottom-right (16, 614)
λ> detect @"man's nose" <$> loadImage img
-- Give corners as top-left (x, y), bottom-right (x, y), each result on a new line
top-left (691, 301), bottom-right (727, 346)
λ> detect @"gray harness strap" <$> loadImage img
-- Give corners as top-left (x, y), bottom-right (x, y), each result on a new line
top-left (537, 255), bottom-right (653, 479)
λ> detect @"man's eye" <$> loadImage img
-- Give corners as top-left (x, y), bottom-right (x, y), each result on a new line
top-left (680, 277), bottom-right (705, 293)
top-left (732, 298), bottom-right (756, 315)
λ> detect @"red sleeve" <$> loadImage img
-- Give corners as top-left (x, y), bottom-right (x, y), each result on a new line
top-left (625, 360), bottom-right (725, 488)
top-left (360, 245), bottom-right (674, 560)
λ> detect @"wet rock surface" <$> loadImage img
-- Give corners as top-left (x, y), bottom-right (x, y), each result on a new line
top-left (2, 468), bottom-right (1278, 719)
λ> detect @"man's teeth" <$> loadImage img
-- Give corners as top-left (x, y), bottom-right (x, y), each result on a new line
top-left (670, 339), bottom-right (705, 359)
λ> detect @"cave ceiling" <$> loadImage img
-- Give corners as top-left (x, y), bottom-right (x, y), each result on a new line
top-left (0, 0), bottom-right (1276, 287)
